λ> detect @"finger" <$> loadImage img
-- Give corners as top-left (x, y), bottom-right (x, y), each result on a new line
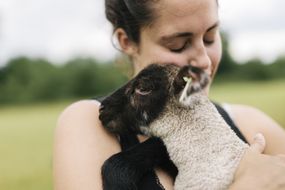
top-left (250, 133), bottom-right (266, 153)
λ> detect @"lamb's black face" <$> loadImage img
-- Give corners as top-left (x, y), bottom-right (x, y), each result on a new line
top-left (99, 64), bottom-right (170, 135)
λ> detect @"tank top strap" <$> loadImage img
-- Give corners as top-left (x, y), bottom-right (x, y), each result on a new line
top-left (213, 102), bottom-right (248, 144)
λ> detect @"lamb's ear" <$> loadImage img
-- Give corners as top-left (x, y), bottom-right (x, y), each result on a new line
top-left (124, 80), bottom-right (138, 108)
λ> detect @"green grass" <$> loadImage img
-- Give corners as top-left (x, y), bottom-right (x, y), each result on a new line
top-left (0, 100), bottom-right (75, 190)
top-left (0, 80), bottom-right (284, 190)
top-left (210, 79), bottom-right (285, 128)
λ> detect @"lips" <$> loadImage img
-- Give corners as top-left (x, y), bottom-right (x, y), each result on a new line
top-left (187, 70), bottom-right (199, 83)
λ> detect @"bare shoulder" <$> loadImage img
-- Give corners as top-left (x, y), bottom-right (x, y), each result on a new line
top-left (228, 104), bottom-right (285, 154)
top-left (53, 100), bottom-right (121, 190)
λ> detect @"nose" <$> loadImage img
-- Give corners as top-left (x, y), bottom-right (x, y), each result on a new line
top-left (189, 42), bottom-right (211, 71)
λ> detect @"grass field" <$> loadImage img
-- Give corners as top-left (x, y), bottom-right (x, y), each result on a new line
top-left (0, 80), bottom-right (284, 190)
top-left (210, 79), bottom-right (285, 127)
top-left (0, 101), bottom-right (71, 190)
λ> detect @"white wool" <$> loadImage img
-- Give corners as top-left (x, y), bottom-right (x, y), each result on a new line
top-left (148, 93), bottom-right (249, 190)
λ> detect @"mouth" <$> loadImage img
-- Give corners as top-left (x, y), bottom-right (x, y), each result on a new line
top-left (187, 69), bottom-right (208, 93)
top-left (173, 65), bottom-right (210, 102)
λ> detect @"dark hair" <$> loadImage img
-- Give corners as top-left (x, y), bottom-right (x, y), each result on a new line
top-left (105, 0), bottom-right (158, 44)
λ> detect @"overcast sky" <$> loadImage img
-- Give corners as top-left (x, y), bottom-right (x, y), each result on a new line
top-left (0, 0), bottom-right (285, 66)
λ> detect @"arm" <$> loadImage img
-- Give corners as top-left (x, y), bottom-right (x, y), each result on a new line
top-left (230, 104), bottom-right (285, 154)
top-left (229, 134), bottom-right (285, 190)
top-left (53, 100), bottom-right (175, 190)
top-left (53, 100), bottom-right (121, 190)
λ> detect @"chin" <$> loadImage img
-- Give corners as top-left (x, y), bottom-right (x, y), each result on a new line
top-left (203, 85), bottom-right (210, 96)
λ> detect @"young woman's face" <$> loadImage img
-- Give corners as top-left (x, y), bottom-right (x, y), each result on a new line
top-left (130, 0), bottom-right (222, 94)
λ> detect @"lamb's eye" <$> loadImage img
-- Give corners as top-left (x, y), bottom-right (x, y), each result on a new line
top-left (135, 88), bottom-right (152, 96)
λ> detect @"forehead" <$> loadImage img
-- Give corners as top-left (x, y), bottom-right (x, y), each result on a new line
top-left (147, 0), bottom-right (218, 36)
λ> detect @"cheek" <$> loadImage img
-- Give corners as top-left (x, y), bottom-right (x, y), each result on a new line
top-left (136, 47), bottom-right (187, 70)
top-left (209, 38), bottom-right (222, 79)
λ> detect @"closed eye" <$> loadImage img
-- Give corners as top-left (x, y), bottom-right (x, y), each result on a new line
top-left (135, 88), bottom-right (152, 96)
top-left (204, 39), bottom-right (215, 45)
top-left (170, 41), bottom-right (190, 53)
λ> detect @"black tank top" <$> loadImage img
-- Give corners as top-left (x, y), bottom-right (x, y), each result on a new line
top-left (97, 97), bottom-right (248, 190)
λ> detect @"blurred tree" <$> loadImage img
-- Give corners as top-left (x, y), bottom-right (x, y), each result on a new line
top-left (237, 58), bottom-right (271, 80)
top-left (268, 56), bottom-right (285, 79)
top-left (216, 32), bottom-right (238, 77)
top-left (0, 57), bottom-right (60, 103)
top-left (0, 48), bottom-right (283, 104)
top-left (62, 58), bottom-right (127, 98)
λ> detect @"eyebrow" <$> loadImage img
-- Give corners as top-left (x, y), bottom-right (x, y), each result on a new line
top-left (160, 32), bottom-right (192, 44)
top-left (207, 21), bottom-right (220, 32)
top-left (159, 21), bottom-right (220, 43)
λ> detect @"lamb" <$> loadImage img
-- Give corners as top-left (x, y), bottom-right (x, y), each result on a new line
top-left (99, 63), bottom-right (249, 190)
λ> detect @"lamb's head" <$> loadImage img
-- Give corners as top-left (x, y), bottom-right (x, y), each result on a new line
top-left (99, 64), bottom-right (171, 134)
top-left (99, 64), bottom-right (209, 135)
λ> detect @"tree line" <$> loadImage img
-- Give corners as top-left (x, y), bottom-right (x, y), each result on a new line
top-left (0, 57), bottom-right (128, 104)
top-left (0, 35), bottom-right (284, 104)
top-left (216, 34), bottom-right (285, 81)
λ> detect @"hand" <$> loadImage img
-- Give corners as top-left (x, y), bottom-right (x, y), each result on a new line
top-left (229, 133), bottom-right (285, 190)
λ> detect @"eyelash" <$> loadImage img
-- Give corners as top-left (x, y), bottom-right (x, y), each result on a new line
top-left (170, 38), bottom-right (215, 53)
top-left (170, 41), bottom-right (190, 53)
top-left (204, 39), bottom-right (215, 45)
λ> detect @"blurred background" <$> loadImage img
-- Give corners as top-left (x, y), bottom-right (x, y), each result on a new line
top-left (0, 0), bottom-right (284, 189)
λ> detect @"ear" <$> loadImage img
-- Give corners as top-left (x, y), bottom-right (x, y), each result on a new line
top-left (115, 28), bottom-right (138, 56)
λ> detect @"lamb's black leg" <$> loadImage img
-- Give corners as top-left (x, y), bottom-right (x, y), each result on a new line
top-left (101, 137), bottom-right (178, 190)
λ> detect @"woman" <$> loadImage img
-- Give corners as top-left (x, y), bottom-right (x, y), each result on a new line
top-left (53, 0), bottom-right (285, 189)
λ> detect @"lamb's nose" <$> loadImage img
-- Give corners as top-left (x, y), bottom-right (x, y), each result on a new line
top-left (185, 65), bottom-right (204, 83)
top-left (188, 70), bottom-right (199, 82)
